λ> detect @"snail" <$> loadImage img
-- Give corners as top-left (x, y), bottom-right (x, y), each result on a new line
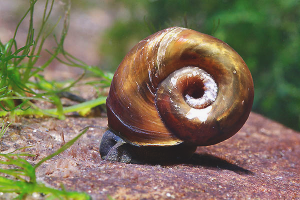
top-left (100, 27), bottom-right (254, 163)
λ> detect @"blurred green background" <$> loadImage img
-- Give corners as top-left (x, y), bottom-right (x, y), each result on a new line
top-left (99, 0), bottom-right (300, 132)
top-left (1, 0), bottom-right (299, 132)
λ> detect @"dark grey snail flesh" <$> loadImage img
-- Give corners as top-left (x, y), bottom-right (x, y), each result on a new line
top-left (100, 27), bottom-right (254, 163)
top-left (100, 130), bottom-right (197, 163)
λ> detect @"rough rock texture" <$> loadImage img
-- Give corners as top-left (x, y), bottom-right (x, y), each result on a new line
top-left (1, 112), bottom-right (300, 199)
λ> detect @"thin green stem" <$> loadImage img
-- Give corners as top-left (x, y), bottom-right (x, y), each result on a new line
top-left (34, 127), bottom-right (89, 169)
top-left (28, 0), bottom-right (55, 66)
top-left (0, 97), bottom-right (106, 117)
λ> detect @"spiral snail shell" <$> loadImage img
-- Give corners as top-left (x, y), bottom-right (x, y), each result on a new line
top-left (100, 27), bottom-right (254, 163)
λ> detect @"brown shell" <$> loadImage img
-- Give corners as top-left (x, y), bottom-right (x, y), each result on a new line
top-left (106, 27), bottom-right (254, 146)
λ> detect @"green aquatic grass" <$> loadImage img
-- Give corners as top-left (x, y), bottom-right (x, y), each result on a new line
top-left (0, 121), bottom-right (10, 139)
top-left (0, 0), bottom-right (111, 120)
top-left (0, 124), bottom-right (91, 200)
top-left (0, 0), bottom-right (112, 199)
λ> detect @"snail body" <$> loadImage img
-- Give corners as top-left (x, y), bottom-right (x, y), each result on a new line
top-left (100, 27), bottom-right (254, 163)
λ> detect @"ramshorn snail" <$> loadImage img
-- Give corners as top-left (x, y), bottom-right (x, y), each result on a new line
top-left (100, 27), bottom-right (254, 163)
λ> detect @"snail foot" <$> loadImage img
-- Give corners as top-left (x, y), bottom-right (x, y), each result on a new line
top-left (99, 129), bottom-right (132, 163)
top-left (99, 129), bottom-right (197, 164)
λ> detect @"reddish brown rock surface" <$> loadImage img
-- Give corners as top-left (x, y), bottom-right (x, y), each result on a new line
top-left (1, 112), bottom-right (300, 199)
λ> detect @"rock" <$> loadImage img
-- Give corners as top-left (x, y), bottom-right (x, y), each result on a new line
top-left (2, 112), bottom-right (300, 199)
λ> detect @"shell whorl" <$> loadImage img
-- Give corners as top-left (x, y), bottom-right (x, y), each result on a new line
top-left (106, 27), bottom-right (254, 146)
